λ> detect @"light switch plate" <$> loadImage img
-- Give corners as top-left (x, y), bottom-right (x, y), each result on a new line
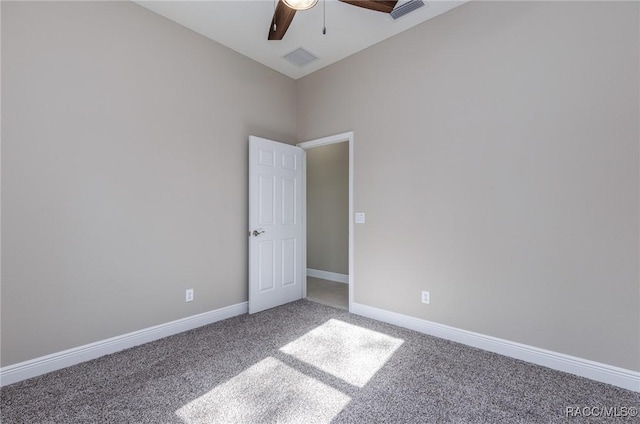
top-left (355, 212), bottom-right (365, 224)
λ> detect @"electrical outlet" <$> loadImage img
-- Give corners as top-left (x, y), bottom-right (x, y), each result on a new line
top-left (421, 291), bottom-right (430, 304)
top-left (186, 289), bottom-right (194, 302)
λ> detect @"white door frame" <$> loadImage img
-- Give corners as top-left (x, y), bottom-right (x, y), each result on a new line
top-left (298, 131), bottom-right (354, 311)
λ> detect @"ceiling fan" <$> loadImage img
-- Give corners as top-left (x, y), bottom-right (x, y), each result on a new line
top-left (268, 0), bottom-right (399, 40)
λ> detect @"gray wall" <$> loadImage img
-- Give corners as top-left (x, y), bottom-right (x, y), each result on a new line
top-left (1, 1), bottom-right (296, 366)
top-left (3, 0), bottom-right (639, 374)
top-left (306, 142), bottom-right (349, 275)
top-left (296, 1), bottom-right (640, 371)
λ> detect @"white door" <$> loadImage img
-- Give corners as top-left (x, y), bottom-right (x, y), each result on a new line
top-left (249, 136), bottom-right (304, 314)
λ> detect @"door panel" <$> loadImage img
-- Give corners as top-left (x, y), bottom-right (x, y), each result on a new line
top-left (282, 178), bottom-right (296, 224)
top-left (258, 241), bottom-right (275, 292)
top-left (281, 238), bottom-right (296, 286)
top-left (249, 136), bottom-right (304, 314)
top-left (259, 176), bottom-right (275, 225)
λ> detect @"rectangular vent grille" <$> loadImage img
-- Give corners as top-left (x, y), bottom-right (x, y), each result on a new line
top-left (283, 47), bottom-right (318, 67)
top-left (390, 0), bottom-right (426, 20)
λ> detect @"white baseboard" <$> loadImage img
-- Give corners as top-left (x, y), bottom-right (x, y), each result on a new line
top-left (307, 268), bottom-right (349, 284)
top-left (0, 302), bottom-right (248, 387)
top-left (350, 302), bottom-right (639, 392)
top-left (4, 300), bottom-right (637, 392)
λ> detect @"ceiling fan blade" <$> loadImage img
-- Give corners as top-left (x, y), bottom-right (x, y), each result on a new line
top-left (338, 0), bottom-right (398, 14)
top-left (268, 0), bottom-right (297, 41)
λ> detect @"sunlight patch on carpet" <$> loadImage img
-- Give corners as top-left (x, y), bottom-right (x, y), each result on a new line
top-left (280, 319), bottom-right (404, 387)
top-left (175, 357), bottom-right (351, 424)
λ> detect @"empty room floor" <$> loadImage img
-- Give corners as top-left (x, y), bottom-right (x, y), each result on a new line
top-left (306, 277), bottom-right (348, 310)
top-left (2, 300), bottom-right (638, 423)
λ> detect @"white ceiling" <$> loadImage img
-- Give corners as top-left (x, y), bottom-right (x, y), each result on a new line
top-left (135, 0), bottom-right (468, 79)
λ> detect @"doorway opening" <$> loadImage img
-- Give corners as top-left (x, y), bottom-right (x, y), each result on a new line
top-left (298, 132), bottom-right (354, 312)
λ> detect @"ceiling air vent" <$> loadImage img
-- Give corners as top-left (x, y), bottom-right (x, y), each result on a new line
top-left (390, 0), bottom-right (426, 20)
top-left (283, 47), bottom-right (318, 67)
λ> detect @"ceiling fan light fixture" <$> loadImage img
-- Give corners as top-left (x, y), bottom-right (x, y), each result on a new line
top-left (283, 0), bottom-right (318, 11)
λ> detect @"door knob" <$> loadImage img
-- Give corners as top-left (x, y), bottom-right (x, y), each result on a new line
top-left (252, 229), bottom-right (265, 237)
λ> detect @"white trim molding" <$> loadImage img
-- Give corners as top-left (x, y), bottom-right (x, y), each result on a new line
top-left (350, 302), bottom-right (640, 392)
top-left (347, 134), bottom-right (354, 310)
top-left (307, 268), bottom-right (349, 284)
top-left (298, 131), bottom-right (355, 312)
top-left (0, 302), bottom-right (248, 387)
top-left (297, 131), bottom-right (353, 150)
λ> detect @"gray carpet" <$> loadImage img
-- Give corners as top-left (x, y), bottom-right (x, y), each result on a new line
top-left (1, 300), bottom-right (638, 423)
